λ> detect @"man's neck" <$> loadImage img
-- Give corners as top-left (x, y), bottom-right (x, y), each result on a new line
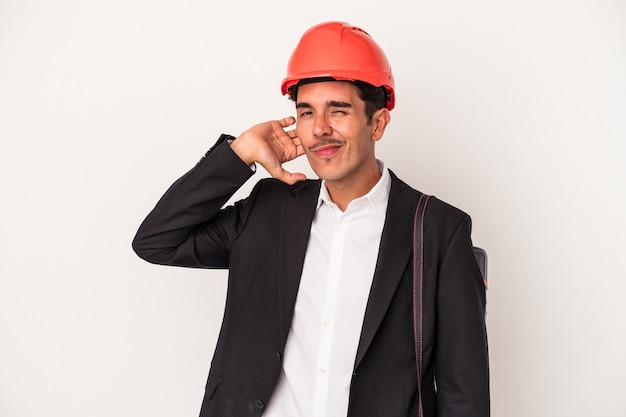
top-left (325, 169), bottom-right (382, 211)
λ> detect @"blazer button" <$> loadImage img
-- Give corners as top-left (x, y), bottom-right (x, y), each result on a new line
top-left (254, 399), bottom-right (265, 410)
top-left (275, 351), bottom-right (282, 361)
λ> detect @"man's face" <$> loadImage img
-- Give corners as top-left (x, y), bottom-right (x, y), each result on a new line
top-left (294, 81), bottom-right (384, 186)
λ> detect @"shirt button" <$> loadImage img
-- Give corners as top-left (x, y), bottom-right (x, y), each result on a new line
top-left (254, 399), bottom-right (265, 410)
top-left (319, 368), bottom-right (326, 374)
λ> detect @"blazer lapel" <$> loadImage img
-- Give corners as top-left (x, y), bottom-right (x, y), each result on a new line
top-left (277, 180), bottom-right (321, 339)
top-left (354, 173), bottom-right (420, 368)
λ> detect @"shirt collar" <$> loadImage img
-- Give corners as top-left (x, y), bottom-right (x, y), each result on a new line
top-left (316, 160), bottom-right (391, 219)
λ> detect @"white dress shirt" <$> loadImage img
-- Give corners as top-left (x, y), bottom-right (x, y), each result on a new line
top-left (264, 161), bottom-right (391, 417)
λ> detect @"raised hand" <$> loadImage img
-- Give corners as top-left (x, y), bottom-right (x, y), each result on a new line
top-left (230, 116), bottom-right (306, 184)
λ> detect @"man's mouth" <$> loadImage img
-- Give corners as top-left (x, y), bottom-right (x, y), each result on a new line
top-left (309, 139), bottom-right (344, 158)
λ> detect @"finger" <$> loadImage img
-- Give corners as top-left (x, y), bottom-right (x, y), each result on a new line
top-left (292, 140), bottom-right (304, 156)
top-left (268, 166), bottom-right (306, 185)
top-left (278, 116), bottom-right (296, 128)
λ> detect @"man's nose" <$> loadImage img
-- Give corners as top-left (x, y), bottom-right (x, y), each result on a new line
top-left (313, 114), bottom-right (332, 138)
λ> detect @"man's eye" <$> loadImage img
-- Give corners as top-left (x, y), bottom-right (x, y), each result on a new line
top-left (299, 111), bottom-right (313, 117)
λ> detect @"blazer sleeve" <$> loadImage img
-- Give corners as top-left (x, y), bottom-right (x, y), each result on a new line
top-left (131, 135), bottom-right (257, 269)
top-left (435, 214), bottom-right (490, 417)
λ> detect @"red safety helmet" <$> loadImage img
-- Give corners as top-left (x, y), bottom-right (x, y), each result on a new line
top-left (281, 21), bottom-right (396, 110)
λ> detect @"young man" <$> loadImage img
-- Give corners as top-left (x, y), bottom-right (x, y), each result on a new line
top-left (133, 21), bottom-right (489, 417)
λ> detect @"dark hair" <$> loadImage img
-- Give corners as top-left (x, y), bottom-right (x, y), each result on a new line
top-left (288, 78), bottom-right (389, 124)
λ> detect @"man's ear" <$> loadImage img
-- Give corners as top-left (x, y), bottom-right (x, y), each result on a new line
top-left (371, 108), bottom-right (391, 142)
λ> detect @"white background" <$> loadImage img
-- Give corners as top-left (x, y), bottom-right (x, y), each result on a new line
top-left (1, 0), bottom-right (625, 416)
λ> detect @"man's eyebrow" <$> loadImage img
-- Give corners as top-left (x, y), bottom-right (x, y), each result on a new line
top-left (295, 101), bottom-right (352, 109)
top-left (328, 101), bottom-right (352, 108)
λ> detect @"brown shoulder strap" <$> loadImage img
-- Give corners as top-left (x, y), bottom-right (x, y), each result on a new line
top-left (413, 193), bottom-right (432, 417)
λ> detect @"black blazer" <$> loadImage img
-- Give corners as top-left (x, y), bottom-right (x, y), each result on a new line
top-left (133, 135), bottom-right (489, 417)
